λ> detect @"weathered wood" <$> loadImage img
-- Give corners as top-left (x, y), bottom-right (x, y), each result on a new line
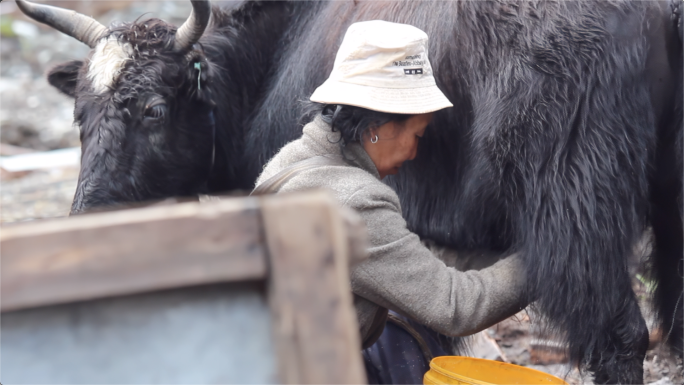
top-left (2, 191), bottom-right (369, 384)
top-left (1, 199), bottom-right (267, 311)
top-left (261, 191), bottom-right (366, 384)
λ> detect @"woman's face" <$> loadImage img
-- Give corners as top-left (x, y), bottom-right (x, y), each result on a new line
top-left (362, 113), bottom-right (433, 179)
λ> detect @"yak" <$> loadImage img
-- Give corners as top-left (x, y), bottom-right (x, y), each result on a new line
top-left (12, 0), bottom-right (314, 210)
top-left (15, 0), bottom-right (683, 383)
top-left (247, 5), bottom-right (683, 384)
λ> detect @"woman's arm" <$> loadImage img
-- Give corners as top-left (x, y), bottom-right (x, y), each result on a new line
top-left (346, 185), bottom-right (528, 337)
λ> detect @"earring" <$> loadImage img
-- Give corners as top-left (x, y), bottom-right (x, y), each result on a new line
top-left (371, 135), bottom-right (379, 144)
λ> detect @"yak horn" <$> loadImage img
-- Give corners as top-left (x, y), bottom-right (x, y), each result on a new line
top-left (15, 0), bottom-right (108, 48)
top-left (173, 0), bottom-right (211, 52)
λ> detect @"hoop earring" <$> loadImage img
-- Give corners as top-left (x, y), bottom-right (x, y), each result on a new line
top-left (371, 135), bottom-right (379, 144)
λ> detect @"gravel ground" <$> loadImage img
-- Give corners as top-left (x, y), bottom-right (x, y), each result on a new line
top-left (1, 2), bottom-right (682, 384)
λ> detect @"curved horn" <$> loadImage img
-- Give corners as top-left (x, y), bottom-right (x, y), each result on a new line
top-left (173, 0), bottom-right (211, 52)
top-left (15, 0), bottom-right (108, 48)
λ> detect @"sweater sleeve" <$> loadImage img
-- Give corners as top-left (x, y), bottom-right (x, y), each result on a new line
top-left (346, 185), bottom-right (528, 337)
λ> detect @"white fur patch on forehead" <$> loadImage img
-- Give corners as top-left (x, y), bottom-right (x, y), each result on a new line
top-left (88, 36), bottom-right (133, 94)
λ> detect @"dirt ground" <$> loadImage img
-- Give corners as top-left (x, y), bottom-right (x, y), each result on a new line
top-left (1, 1), bottom-right (682, 384)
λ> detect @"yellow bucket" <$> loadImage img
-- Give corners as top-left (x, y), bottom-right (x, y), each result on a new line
top-left (424, 356), bottom-right (568, 385)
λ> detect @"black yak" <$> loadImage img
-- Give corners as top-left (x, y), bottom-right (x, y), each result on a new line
top-left (245, 3), bottom-right (684, 383)
top-left (13, 0), bottom-right (314, 212)
top-left (15, 0), bottom-right (683, 383)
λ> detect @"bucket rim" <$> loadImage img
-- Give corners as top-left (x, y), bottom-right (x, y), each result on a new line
top-left (428, 356), bottom-right (568, 385)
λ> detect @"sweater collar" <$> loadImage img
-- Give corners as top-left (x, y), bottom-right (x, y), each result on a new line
top-left (303, 115), bottom-right (381, 180)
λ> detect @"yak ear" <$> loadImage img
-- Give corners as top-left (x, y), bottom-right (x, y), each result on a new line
top-left (47, 60), bottom-right (83, 98)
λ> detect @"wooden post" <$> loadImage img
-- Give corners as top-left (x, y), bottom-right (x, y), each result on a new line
top-left (261, 191), bottom-right (367, 384)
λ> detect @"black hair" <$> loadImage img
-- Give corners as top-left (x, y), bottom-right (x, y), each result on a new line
top-left (302, 101), bottom-right (412, 145)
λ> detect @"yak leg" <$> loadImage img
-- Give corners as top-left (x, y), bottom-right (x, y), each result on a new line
top-left (649, 52), bottom-right (683, 354)
top-left (649, 0), bottom-right (684, 356)
top-left (651, 178), bottom-right (684, 356)
top-left (588, 292), bottom-right (649, 384)
top-left (649, 70), bottom-right (683, 355)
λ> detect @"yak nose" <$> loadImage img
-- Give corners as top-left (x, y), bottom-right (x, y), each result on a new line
top-left (69, 193), bottom-right (88, 216)
top-left (69, 178), bottom-right (95, 215)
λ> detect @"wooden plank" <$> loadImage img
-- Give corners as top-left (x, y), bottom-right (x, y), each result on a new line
top-left (1, 199), bottom-right (267, 311)
top-left (261, 190), bottom-right (367, 384)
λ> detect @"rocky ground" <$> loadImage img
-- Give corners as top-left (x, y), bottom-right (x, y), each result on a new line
top-left (1, 1), bottom-right (682, 384)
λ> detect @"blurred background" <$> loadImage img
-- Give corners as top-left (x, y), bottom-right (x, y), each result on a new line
top-left (0, 1), bottom-right (681, 384)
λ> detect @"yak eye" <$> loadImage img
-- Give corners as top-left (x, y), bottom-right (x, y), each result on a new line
top-left (143, 103), bottom-right (167, 122)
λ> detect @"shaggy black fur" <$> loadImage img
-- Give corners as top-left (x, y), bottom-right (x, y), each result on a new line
top-left (41, 1), bottom-right (682, 384)
top-left (241, 2), bottom-right (682, 383)
top-left (651, 0), bottom-right (684, 357)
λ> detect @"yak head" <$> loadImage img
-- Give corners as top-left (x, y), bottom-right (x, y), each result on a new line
top-left (16, 0), bottom-right (219, 214)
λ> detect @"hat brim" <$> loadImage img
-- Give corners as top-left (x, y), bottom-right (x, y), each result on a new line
top-left (309, 80), bottom-right (453, 115)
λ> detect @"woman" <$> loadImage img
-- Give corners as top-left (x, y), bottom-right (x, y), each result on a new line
top-left (254, 20), bottom-right (527, 382)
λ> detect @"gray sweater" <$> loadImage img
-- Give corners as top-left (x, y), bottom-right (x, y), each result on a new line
top-left (256, 116), bottom-right (527, 347)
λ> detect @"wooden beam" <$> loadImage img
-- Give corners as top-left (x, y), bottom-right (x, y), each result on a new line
top-left (1, 199), bottom-right (267, 311)
top-left (261, 191), bottom-right (367, 384)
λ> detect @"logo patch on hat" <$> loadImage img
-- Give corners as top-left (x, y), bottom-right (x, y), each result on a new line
top-left (404, 68), bottom-right (423, 75)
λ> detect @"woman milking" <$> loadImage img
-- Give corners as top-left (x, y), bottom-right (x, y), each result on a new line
top-left (253, 20), bottom-right (527, 383)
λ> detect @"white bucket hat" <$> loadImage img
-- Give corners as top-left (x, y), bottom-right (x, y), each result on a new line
top-left (310, 20), bottom-right (453, 114)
